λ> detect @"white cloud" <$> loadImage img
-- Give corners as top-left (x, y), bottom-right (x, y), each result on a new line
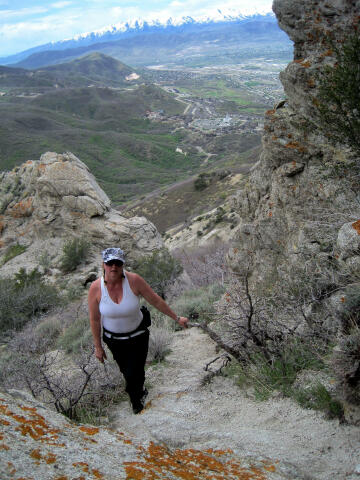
top-left (0, 0), bottom-right (274, 57)
top-left (0, 6), bottom-right (48, 20)
top-left (51, 1), bottom-right (73, 8)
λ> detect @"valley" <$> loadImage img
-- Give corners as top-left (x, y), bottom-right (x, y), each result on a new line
top-left (0, 20), bottom-right (290, 230)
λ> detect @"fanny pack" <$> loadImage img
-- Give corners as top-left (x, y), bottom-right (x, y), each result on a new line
top-left (103, 305), bottom-right (151, 340)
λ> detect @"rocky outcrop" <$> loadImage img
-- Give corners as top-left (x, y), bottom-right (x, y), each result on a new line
top-left (0, 152), bottom-right (162, 278)
top-left (228, 0), bottom-right (359, 419)
top-left (0, 388), bottom-right (294, 480)
top-left (230, 0), bottom-right (359, 291)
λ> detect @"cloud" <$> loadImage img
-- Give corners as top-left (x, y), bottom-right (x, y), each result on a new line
top-left (51, 1), bottom-right (73, 8)
top-left (0, 6), bottom-right (48, 20)
top-left (0, 0), bottom-right (274, 56)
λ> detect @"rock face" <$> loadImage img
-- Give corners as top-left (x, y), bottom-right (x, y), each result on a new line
top-left (230, 0), bottom-right (359, 290)
top-left (0, 152), bottom-right (163, 278)
top-left (228, 0), bottom-right (359, 418)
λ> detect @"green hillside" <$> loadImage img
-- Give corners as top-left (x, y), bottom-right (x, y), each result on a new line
top-left (0, 84), bottom-right (204, 203)
top-left (0, 53), bottom-right (139, 90)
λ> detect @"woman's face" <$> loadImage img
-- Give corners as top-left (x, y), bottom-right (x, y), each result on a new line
top-left (104, 260), bottom-right (124, 278)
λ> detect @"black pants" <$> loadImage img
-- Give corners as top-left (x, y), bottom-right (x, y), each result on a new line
top-left (103, 330), bottom-right (149, 405)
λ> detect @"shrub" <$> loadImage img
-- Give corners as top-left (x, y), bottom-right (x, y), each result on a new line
top-left (59, 237), bottom-right (90, 273)
top-left (56, 316), bottom-right (93, 354)
top-left (294, 384), bottom-right (344, 419)
top-left (194, 173), bottom-right (209, 191)
top-left (173, 242), bottom-right (229, 287)
top-left (0, 268), bottom-right (59, 334)
top-left (315, 33), bottom-right (360, 154)
top-left (148, 325), bottom-right (173, 363)
top-left (133, 248), bottom-right (183, 299)
top-left (1, 243), bottom-right (26, 265)
top-left (170, 283), bottom-right (225, 322)
top-left (1, 315), bottom-right (125, 423)
top-left (38, 250), bottom-right (52, 273)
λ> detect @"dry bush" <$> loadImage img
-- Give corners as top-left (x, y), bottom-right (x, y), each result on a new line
top-left (148, 325), bottom-right (173, 363)
top-left (173, 241), bottom-right (230, 287)
top-left (1, 314), bottom-right (124, 422)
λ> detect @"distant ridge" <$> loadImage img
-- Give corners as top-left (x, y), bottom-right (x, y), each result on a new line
top-left (0, 53), bottom-right (138, 89)
top-left (0, 12), bottom-right (289, 68)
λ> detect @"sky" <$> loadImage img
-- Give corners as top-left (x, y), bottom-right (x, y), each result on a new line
top-left (0, 0), bottom-right (273, 57)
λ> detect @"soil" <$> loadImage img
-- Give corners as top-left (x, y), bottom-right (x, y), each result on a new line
top-left (109, 327), bottom-right (360, 480)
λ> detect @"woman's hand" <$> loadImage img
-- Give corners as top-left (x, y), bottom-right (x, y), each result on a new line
top-left (95, 345), bottom-right (107, 363)
top-left (177, 316), bottom-right (189, 329)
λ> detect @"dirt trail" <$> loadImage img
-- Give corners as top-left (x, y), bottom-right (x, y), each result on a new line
top-left (109, 328), bottom-right (359, 480)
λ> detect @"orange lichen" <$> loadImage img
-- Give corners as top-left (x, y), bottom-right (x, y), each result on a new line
top-left (73, 462), bottom-right (90, 473)
top-left (263, 465), bottom-right (276, 473)
top-left (265, 109), bottom-right (275, 116)
top-left (9, 197), bottom-right (34, 218)
top-left (124, 442), bottom-right (272, 480)
top-left (268, 212), bottom-right (273, 217)
top-left (341, 297), bottom-right (346, 303)
top-left (352, 220), bottom-right (360, 235)
top-left (30, 449), bottom-right (42, 460)
top-left (0, 399), bottom-right (61, 446)
top-left (285, 141), bottom-right (306, 153)
top-left (46, 452), bottom-right (57, 464)
top-left (79, 426), bottom-right (99, 436)
top-left (7, 461), bottom-right (16, 475)
top-left (0, 443), bottom-right (10, 450)
top-left (92, 469), bottom-right (104, 479)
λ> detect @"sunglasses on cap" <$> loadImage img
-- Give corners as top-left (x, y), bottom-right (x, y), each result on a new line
top-left (105, 260), bottom-right (123, 267)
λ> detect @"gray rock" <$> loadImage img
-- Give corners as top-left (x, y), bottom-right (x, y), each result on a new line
top-left (337, 222), bottom-right (360, 260)
top-left (0, 152), bottom-right (163, 280)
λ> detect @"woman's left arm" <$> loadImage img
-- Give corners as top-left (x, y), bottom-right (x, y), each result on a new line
top-left (133, 273), bottom-right (188, 328)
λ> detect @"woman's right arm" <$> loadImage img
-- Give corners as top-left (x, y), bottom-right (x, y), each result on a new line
top-left (88, 280), bottom-right (107, 363)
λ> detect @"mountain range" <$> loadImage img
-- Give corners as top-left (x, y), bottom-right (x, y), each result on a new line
top-left (0, 13), bottom-right (291, 69)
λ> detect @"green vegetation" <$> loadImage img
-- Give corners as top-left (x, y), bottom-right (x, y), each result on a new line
top-left (1, 243), bottom-right (27, 265)
top-left (171, 283), bottom-right (225, 322)
top-left (0, 268), bottom-right (59, 333)
top-left (56, 316), bottom-right (93, 354)
top-left (59, 237), bottom-right (90, 273)
top-left (133, 248), bottom-right (183, 299)
top-left (294, 384), bottom-right (344, 419)
top-left (224, 340), bottom-right (344, 419)
top-left (315, 33), bottom-right (360, 154)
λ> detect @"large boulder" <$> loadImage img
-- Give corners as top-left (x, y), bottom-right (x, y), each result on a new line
top-left (0, 152), bottom-right (163, 278)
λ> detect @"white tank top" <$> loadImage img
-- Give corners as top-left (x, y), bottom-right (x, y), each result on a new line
top-left (99, 272), bottom-right (142, 333)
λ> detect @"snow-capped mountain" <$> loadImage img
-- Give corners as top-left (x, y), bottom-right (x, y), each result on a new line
top-left (0, 11), bottom-right (290, 69)
top-left (67, 9), bottom-right (273, 43)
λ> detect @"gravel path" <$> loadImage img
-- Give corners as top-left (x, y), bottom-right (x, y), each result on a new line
top-left (110, 327), bottom-right (360, 480)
